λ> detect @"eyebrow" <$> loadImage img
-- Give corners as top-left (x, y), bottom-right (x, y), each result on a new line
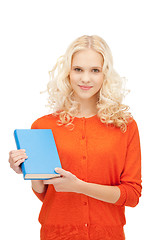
top-left (72, 65), bottom-right (102, 69)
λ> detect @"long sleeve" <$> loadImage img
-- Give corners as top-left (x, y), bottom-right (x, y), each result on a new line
top-left (32, 188), bottom-right (47, 202)
top-left (115, 120), bottom-right (142, 207)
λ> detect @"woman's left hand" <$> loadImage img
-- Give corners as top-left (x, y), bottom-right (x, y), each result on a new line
top-left (43, 168), bottom-right (83, 193)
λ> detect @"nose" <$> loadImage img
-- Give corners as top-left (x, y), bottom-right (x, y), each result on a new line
top-left (81, 71), bottom-right (90, 83)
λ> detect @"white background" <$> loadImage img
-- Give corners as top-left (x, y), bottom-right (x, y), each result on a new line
top-left (1, 0), bottom-right (159, 239)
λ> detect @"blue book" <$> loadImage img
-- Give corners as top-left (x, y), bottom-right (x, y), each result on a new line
top-left (14, 129), bottom-right (62, 180)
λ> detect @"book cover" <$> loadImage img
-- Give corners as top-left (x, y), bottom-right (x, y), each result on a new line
top-left (14, 129), bottom-right (62, 180)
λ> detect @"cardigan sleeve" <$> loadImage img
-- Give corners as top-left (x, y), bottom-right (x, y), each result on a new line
top-left (115, 120), bottom-right (142, 207)
top-left (32, 188), bottom-right (47, 202)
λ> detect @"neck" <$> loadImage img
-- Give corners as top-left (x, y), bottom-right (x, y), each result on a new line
top-left (76, 97), bottom-right (98, 118)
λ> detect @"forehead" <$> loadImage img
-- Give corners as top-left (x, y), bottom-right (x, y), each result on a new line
top-left (71, 49), bottom-right (104, 67)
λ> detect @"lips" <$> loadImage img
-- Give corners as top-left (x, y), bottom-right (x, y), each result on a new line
top-left (79, 85), bottom-right (93, 90)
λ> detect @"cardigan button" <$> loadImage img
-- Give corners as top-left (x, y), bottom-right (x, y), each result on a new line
top-left (84, 223), bottom-right (88, 227)
top-left (82, 135), bottom-right (85, 139)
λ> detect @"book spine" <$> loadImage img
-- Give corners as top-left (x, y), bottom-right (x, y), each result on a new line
top-left (14, 130), bottom-right (21, 149)
top-left (14, 130), bottom-right (26, 179)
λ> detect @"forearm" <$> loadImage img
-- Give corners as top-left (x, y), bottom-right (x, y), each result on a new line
top-left (78, 180), bottom-right (121, 204)
top-left (31, 180), bottom-right (47, 193)
top-left (42, 168), bottom-right (121, 204)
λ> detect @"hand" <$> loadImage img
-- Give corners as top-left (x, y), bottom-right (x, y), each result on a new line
top-left (43, 168), bottom-right (83, 193)
top-left (9, 149), bottom-right (28, 174)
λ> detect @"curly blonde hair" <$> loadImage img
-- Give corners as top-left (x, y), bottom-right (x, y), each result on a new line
top-left (47, 35), bottom-right (131, 132)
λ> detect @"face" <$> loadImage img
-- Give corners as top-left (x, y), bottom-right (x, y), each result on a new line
top-left (69, 48), bottom-right (104, 103)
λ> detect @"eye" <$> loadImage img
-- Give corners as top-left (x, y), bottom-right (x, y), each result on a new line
top-left (74, 68), bottom-right (82, 72)
top-left (92, 69), bottom-right (100, 73)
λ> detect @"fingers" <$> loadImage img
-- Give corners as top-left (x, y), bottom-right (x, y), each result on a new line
top-left (9, 149), bottom-right (26, 159)
top-left (9, 149), bottom-right (28, 174)
top-left (9, 149), bottom-right (28, 164)
top-left (43, 177), bottom-right (61, 185)
top-left (13, 158), bottom-right (25, 167)
top-left (54, 168), bottom-right (70, 177)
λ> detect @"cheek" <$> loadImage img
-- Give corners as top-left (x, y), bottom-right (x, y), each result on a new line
top-left (100, 77), bottom-right (104, 86)
top-left (95, 75), bottom-right (104, 88)
top-left (69, 73), bottom-right (79, 85)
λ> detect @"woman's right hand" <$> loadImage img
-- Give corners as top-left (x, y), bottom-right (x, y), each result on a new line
top-left (9, 150), bottom-right (46, 193)
top-left (8, 149), bottom-right (28, 174)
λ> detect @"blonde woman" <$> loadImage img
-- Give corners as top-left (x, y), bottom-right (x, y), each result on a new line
top-left (9, 35), bottom-right (142, 240)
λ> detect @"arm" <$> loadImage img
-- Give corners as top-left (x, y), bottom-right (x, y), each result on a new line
top-left (115, 120), bottom-right (142, 207)
top-left (31, 180), bottom-right (48, 202)
top-left (31, 180), bottom-right (47, 193)
top-left (44, 168), bottom-right (121, 204)
top-left (78, 181), bottom-right (121, 204)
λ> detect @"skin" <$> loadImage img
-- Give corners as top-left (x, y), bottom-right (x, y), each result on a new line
top-left (69, 48), bottom-right (104, 117)
top-left (9, 48), bottom-right (120, 203)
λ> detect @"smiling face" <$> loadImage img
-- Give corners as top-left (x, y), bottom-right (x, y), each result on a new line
top-left (69, 48), bottom-right (104, 104)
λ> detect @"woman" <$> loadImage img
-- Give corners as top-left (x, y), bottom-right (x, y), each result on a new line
top-left (9, 35), bottom-right (142, 240)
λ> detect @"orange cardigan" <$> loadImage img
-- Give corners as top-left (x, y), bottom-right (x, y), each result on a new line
top-left (31, 114), bottom-right (142, 240)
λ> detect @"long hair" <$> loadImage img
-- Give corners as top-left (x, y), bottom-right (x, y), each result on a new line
top-left (47, 35), bottom-right (131, 132)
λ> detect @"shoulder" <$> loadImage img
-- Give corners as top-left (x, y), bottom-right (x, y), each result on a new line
top-left (127, 117), bottom-right (139, 132)
top-left (31, 113), bottom-right (59, 129)
top-left (126, 117), bottom-right (140, 144)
